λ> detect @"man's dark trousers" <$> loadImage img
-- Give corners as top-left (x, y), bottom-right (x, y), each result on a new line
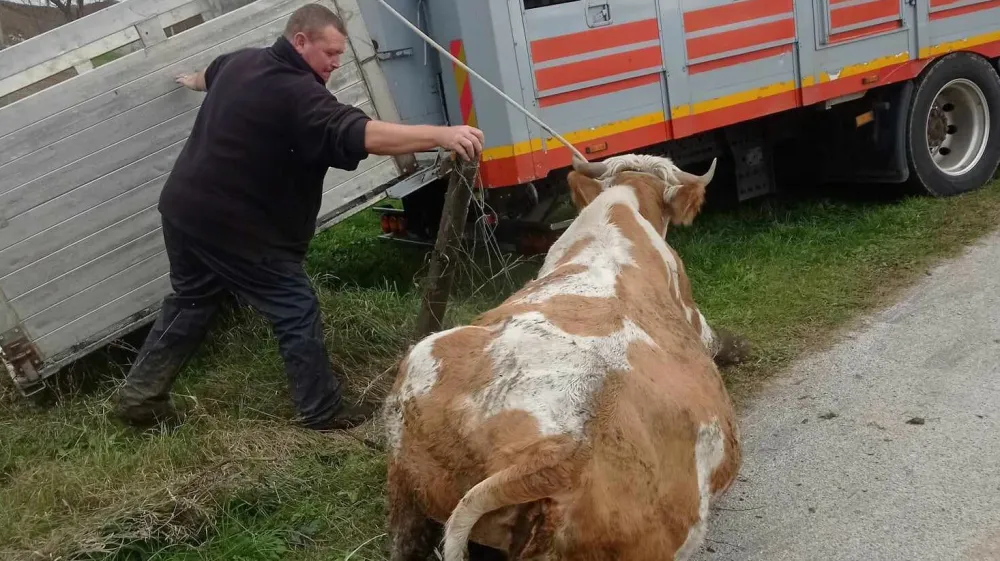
top-left (116, 218), bottom-right (341, 429)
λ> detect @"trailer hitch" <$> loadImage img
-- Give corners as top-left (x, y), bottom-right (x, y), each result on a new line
top-left (1, 327), bottom-right (46, 398)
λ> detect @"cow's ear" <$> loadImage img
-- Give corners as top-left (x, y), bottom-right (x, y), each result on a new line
top-left (567, 171), bottom-right (603, 210)
top-left (663, 180), bottom-right (706, 226)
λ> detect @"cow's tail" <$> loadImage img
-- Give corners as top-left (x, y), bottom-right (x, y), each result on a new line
top-left (442, 460), bottom-right (568, 561)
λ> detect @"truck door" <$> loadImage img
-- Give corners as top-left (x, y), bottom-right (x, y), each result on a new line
top-left (799, 0), bottom-right (912, 106)
top-left (518, 0), bottom-right (668, 164)
top-left (666, 0), bottom-right (800, 139)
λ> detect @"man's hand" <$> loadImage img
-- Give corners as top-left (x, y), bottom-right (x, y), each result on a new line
top-left (176, 71), bottom-right (206, 92)
top-left (364, 121), bottom-right (485, 160)
top-left (434, 125), bottom-right (485, 161)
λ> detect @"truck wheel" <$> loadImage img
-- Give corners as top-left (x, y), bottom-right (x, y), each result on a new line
top-left (906, 52), bottom-right (1000, 196)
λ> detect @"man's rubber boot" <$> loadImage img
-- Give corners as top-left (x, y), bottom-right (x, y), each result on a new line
top-left (306, 401), bottom-right (377, 431)
top-left (116, 398), bottom-right (184, 430)
top-left (113, 295), bottom-right (216, 429)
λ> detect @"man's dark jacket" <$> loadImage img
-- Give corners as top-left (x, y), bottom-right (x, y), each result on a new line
top-left (158, 35), bottom-right (372, 262)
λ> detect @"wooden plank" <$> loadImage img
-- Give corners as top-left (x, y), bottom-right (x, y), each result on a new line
top-left (136, 17), bottom-right (170, 48)
top-left (34, 273), bottom-right (172, 358)
top-left (0, 111), bottom-right (192, 215)
top-left (32, 285), bottom-right (160, 378)
top-left (0, 5), bottom-right (361, 170)
top-left (0, 0), bottom-right (220, 99)
top-left (355, 99), bottom-right (376, 118)
top-left (0, 141), bottom-right (181, 256)
top-left (74, 61), bottom-right (95, 74)
top-left (0, 13), bottom-right (291, 168)
top-left (320, 153), bottom-right (390, 194)
top-left (332, 0), bottom-right (375, 62)
top-left (332, 77), bottom-right (370, 107)
top-left (11, 229), bottom-right (164, 319)
top-left (0, 0), bottom-right (196, 80)
top-left (23, 250), bottom-right (170, 338)
top-left (160, 0), bottom-right (215, 32)
top-left (334, 0), bottom-right (414, 173)
top-left (318, 158), bottom-right (400, 218)
top-left (0, 28), bottom-right (141, 99)
top-left (0, 206), bottom-right (162, 300)
top-left (0, 286), bottom-right (21, 335)
top-left (317, 192), bottom-right (389, 233)
top-left (328, 60), bottom-right (363, 94)
top-left (0, 178), bottom-right (164, 278)
top-left (0, 87), bottom-right (198, 194)
top-left (0, 0), bottom-right (305, 139)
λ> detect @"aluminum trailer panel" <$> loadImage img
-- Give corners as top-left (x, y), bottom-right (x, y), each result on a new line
top-left (0, 0), bottom-right (427, 395)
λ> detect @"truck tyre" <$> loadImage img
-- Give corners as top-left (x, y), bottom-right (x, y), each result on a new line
top-left (905, 52), bottom-right (1000, 197)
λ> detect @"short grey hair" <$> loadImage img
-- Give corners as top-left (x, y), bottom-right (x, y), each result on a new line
top-left (283, 4), bottom-right (347, 39)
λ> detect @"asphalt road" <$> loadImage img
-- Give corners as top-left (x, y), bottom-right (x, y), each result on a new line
top-left (693, 231), bottom-right (1000, 561)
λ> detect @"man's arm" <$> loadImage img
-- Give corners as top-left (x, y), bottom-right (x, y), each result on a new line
top-left (176, 70), bottom-right (207, 92)
top-left (175, 53), bottom-right (232, 93)
top-left (364, 120), bottom-right (485, 161)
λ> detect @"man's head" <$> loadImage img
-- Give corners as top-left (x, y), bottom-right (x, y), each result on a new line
top-left (284, 4), bottom-right (348, 83)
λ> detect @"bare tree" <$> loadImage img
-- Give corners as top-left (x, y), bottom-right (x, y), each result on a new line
top-left (3, 0), bottom-right (108, 26)
top-left (45, 0), bottom-right (86, 21)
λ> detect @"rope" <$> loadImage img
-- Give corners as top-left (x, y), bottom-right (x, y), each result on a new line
top-left (373, 0), bottom-right (589, 163)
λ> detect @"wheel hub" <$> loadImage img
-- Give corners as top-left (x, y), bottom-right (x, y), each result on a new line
top-left (925, 78), bottom-right (991, 177)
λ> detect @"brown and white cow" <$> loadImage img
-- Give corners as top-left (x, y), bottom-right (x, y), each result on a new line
top-left (383, 153), bottom-right (743, 561)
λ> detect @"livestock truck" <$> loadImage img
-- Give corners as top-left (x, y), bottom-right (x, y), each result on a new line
top-left (374, 0), bottom-right (1000, 253)
top-left (2, 0), bottom-right (1000, 395)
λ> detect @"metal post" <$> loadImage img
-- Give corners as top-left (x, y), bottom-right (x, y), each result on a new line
top-left (414, 154), bottom-right (479, 338)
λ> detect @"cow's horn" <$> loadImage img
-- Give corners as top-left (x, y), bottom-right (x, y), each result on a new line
top-left (571, 153), bottom-right (609, 179)
top-left (675, 157), bottom-right (717, 185)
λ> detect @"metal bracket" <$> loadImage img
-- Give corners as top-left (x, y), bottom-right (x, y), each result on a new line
top-left (1, 327), bottom-right (45, 397)
top-left (376, 48), bottom-right (413, 61)
top-left (586, 0), bottom-right (612, 28)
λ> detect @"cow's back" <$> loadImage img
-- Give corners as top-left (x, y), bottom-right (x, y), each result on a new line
top-left (547, 336), bottom-right (739, 561)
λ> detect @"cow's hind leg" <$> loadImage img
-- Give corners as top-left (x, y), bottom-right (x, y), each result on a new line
top-left (388, 469), bottom-right (442, 561)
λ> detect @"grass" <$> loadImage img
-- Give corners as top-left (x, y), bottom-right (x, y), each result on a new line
top-left (3, 178), bottom-right (1000, 560)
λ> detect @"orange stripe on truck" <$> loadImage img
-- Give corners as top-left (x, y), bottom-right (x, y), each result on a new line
top-left (530, 19), bottom-right (660, 63)
top-left (538, 73), bottom-right (661, 107)
top-left (687, 44), bottom-right (792, 75)
top-left (930, 0), bottom-right (1000, 19)
top-left (534, 46), bottom-right (663, 91)
top-left (829, 20), bottom-right (902, 43)
top-left (685, 18), bottom-right (796, 60)
top-left (830, 0), bottom-right (899, 29)
top-left (682, 0), bottom-right (794, 33)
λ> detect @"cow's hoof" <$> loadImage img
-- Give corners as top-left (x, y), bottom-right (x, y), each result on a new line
top-left (714, 328), bottom-right (752, 366)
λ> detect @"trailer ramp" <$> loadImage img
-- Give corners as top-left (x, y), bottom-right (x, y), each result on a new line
top-left (0, 0), bottom-right (426, 396)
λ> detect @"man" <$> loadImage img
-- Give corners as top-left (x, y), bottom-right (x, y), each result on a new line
top-left (113, 3), bottom-right (484, 431)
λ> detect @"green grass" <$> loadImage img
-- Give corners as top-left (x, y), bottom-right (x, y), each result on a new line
top-left (3, 180), bottom-right (1000, 560)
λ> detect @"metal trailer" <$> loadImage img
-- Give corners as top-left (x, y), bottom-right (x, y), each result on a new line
top-left (366, 0), bottom-right (1000, 254)
top-left (0, 0), bottom-right (445, 396)
top-left (4, 0), bottom-right (1000, 395)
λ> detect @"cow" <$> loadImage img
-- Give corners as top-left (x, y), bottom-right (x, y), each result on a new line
top-left (382, 152), bottom-right (744, 561)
